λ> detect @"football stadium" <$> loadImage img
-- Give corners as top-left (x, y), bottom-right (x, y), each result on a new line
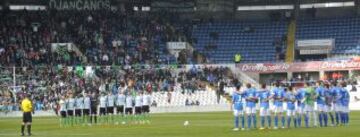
top-left (1, 0), bottom-right (360, 137)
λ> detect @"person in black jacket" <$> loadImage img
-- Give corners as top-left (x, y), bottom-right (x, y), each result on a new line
top-left (217, 79), bottom-right (226, 103)
top-left (90, 92), bottom-right (99, 124)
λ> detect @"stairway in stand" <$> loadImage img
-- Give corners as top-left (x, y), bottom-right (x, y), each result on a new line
top-left (285, 20), bottom-right (296, 63)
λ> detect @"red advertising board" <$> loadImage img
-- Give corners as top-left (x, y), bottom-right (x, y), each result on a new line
top-left (236, 61), bottom-right (360, 73)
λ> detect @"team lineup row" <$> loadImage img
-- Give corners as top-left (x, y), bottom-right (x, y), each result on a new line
top-left (57, 91), bottom-right (152, 127)
top-left (231, 81), bottom-right (350, 131)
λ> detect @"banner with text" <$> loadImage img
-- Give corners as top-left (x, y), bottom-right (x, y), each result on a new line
top-left (49, 0), bottom-right (111, 10)
top-left (166, 42), bottom-right (187, 50)
top-left (237, 61), bottom-right (360, 73)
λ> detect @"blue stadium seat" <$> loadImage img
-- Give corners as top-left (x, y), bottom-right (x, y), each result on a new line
top-left (192, 21), bottom-right (287, 63)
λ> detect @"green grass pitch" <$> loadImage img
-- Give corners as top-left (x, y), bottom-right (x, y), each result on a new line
top-left (0, 111), bottom-right (359, 137)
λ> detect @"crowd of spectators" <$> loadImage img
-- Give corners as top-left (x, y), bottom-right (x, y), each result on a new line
top-left (0, 9), bottom-right (193, 67)
top-left (0, 9), bottom-right (237, 112)
top-left (0, 9), bottom-right (200, 112)
top-left (0, 65), bottom-right (235, 112)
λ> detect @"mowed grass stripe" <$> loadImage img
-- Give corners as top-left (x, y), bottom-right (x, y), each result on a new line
top-left (0, 111), bottom-right (359, 137)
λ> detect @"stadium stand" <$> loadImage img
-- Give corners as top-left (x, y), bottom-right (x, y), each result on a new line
top-left (0, 65), bottom-right (235, 112)
top-left (0, 8), bottom-right (359, 113)
top-left (296, 17), bottom-right (360, 55)
top-left (192, 20), bottom-right (287, 63)
top-left (0, 10), bottom-right (186, 66)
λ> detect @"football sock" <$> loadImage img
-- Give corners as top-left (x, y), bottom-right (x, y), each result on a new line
top-left (267, 116), bottom-right (272, 128)
top-left (329, 113), bottom-right (335, 125)
top-left (247, 115), bottom-right (252, 129)
top-left (297, 115), bottom-right (301, 127)
top-left (60, 118), bottom-right (64, 127)
top-left (287, 116), bottom-right (291, 128)
top-left (241, 115), bottom-right (245, 128)
top-left (313, 111), bottom-right (318, 126)
top-left (27, 125), bottom-right (31, 135)
top-left (275, 116), bottom-right (279, 127)
top-left (21, 125), bottom-right (25, 135)
top-left (252, 115), bottom-right (257, 128)
top-left (324, 113), bottom-right (328, 126)
top-left (234, 116), bottom-right (239, 128)
top-left (305, 114), bottom-right (309, 128)
top-left (335, 112), bottom-right (340, 125)
top-left (261, 116), bottom-right (265, 128)
top-left (319, 113), bottom-right (323, 127)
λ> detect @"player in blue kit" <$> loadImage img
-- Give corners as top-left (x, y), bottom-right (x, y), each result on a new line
top-left (245, 83), bottom-right (258, 129)
top-left (271, 83), bottom-right (285, 129)
top-left (315, 81), bottom-right (327, 127)
top-left (285, 86), bottom-right (297, 128)
top-left (257, 84), bottom-right (271, 130)
top-left (340, 82), bottom-right (350, 126)
top-left (295, 87), bottom-right (306, 127)
top-left (232, 85), bottom-right (245, 131)
top-left (332, 83), bottom-right (342, 126)
top-left (325, 83), bottom-right (336, 126)
top-left (322, 83), bottom-right (332, 127)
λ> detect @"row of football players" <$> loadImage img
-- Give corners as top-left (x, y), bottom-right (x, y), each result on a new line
top-left (231, 81), bottom-right (350, 131)
top-left (58, 91), bottom-right (152, 127)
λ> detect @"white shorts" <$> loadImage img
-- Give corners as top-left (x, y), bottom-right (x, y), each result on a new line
top-left (233, 110), bottom-right (244, 116)
top-left (297, 107), bottom-right (304, 114)
top-left (304, 105), bottom-right (314, 112)
top-left (317, 104), bottom-right (328, 112)
top-left (273, 106), bottom-right (283, 114)
top-left (334, 104), bottom-right (343, 112)
top-left (287, 110), bottom-right (296, 116)
top-left (342, 106), bottom-right (349, 113)
top-left (259, 107), bottom-right (270, 116)
top-left (246, 107), bottom-right (257, 114)
top-left (327, 104), bottom-right (334, 112)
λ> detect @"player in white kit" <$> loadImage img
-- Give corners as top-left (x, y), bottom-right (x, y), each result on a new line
top-left (125, 91), bottom-right (134, 124)
top-left (107, 92), bottom-right (115, 124)
top-left (66, 94), bottom-right (75, 126)
top-left (142, 91), bottom-right (152, 124)
top-left (75, 94), bottom-right (84, 125)
top-left (134, 92), bottom-right (143, 124)
top-left (58, 96), bottom-right (67, 127)
top-left (116, 91), bottom-right (126, 124)
top-left (83, 93), bottom-right (91, 125)
top-left (99, 92), bottom-right (108, 124)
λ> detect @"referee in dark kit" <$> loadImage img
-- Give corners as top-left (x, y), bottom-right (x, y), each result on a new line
top-left (20, 93), bottom-right (33, 136)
